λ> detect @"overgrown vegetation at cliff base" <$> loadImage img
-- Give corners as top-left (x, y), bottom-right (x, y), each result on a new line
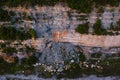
top-left (0, 55), bottom-right (37, 75)
top-left (0, 25), bottom-right (37, 40)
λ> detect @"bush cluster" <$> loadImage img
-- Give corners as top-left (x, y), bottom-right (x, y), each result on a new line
top-left (0, 25), bottom-right (36, 40)
top-left (0, 0), bottom-right (119, 13)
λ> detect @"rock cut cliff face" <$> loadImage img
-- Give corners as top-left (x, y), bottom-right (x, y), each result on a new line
top-left (3, 4), bottom-right (81, 66)
top-left (2, 5), bottom-right (120, 67)
top-left (4, 4), bottom-right (79, 32)
top-left (53, 31), bottom-right (120, 47)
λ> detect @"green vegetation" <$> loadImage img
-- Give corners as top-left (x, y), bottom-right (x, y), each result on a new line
top-left (75, 23), bottom-right (89, 34)
top-left (75, 19), bottom-right (119, 35)
top-left (0, 8), bottom-right (11, 21)
top-left (79, 53), bottom-right (86, 62)
top-left (0, 0), bottom-right (120, 13)
top-left (0, 25), bottom-right (37, 40)
top-left (59, 57), bottom-right (120, 78)
top-left (0, 41), bottom-right (36, 55)
top-left (110, 19), bottom-right (120, 31)
top-left (29, 28), bottom-right (37, 38)
top-left (97, 7), bottom-right (104, 13)
top-left (62, 63), bottom-right (82, 78)
top-left (98, 58), bottom-right (120, 76)
top-left (94, 0), bottom-right (120, 7)
top-left (93, 19), bottom-right (120, 35)
top-left (0, 0), bottom-right (119, 21)
top-left (0, 55), bottom-right (37, 75)
top-left (91, 53), bottom-right (102, 58)
top-left (21, 56), bottom-right (37, 66)
top-left (66, 0), bottom-right (92, 13)
top-left (2, 47), bottom-right (16, 55)
top-left (0, 57), bottom-right (16, 74)
top-left (93, 19), bottom-right (107, 35)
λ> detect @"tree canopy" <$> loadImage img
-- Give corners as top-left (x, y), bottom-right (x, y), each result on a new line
top-left (93, 19), bottom-right (107, 35)
top-left (0, 25), bottom-right (37, 40)
top-left (75, 23), bottom-right (89, 34)
top-left (0, 0), bottom-right (119, 13)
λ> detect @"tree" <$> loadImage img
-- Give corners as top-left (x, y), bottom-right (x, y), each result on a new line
top-left (0, 25), bottom-right (36, 40)
top-left (2, 47), bottom-right (16, 55)
top-left (75, 23), bottom-right (89, 34)
top-left (93, 19), bottom-right (107, 35)
top-left (0, 8), bottom-right (10, 21)
top-left (21, 55), bottom-right (37, 66)
top-left (116, 19), bottom-right (120, 31)
top-left (29, 29), bottom-right (37, 38)
top-left (79, 53), bottom-right (86, 62)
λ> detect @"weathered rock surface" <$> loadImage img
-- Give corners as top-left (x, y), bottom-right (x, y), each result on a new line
top-left (53, 31), bottom-right (120, 47)
top-left (1, 5), bottom-right (120, 67)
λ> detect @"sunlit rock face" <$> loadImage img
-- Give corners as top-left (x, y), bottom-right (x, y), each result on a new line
top-left (3, 5), bottom-right (81, 66)
top-left (4, 4), bottom-right (79, 35)
top-left (39, 42), bottom-right (79, 65)
top-left (52, 31), bottom-right (120, 47)
top-left (3, 5), bottom-right (120, 66)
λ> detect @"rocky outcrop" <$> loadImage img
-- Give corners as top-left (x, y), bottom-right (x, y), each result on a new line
top-left (52, 31), bottom-right (120, 47)
top-left (1, 5), bottom-right (120, 68)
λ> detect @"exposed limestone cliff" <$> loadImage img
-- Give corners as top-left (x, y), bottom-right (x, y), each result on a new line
top-left (53, 31), bottom-right (120, 47)
top-left (0, 5), bottom-right (120, 68)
